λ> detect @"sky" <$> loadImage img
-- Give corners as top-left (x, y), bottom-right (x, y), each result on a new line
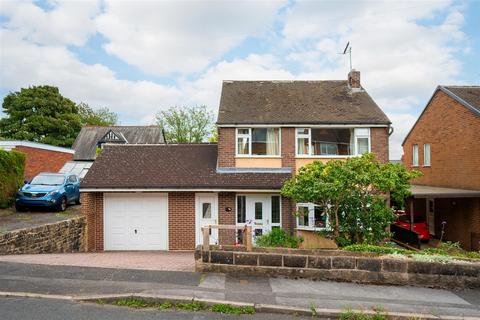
top-left (0, 0), bottom-right (479, 160)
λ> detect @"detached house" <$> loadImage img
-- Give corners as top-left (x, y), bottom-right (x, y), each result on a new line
top-left (402, 86), bottom-right (480, 250)
top-left (80, 70), bottom-right (391, 251)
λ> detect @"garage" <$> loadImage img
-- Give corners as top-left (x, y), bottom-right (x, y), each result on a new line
top-left (104, 193), bottom-right (168, 250)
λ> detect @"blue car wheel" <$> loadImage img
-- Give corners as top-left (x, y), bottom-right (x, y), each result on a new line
top-left (56, 196), bottom-right (67, 212)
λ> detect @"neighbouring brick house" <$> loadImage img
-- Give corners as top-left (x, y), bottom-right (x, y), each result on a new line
top-left (80, 70), bottom-right (391, 251)
top-left (402, 85), bottom-right (480, 250)
top-left (0, 141), bottom-right (74, 180)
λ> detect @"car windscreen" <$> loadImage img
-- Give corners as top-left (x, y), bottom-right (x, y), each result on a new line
top-left (30, 175), bottom-right (65, 186)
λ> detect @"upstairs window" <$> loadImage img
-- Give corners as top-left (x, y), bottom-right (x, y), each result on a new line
top-left (412, 144), bottom-right (419, 166)
top-left (424, 144), bottom-right (430, 166)
top-left (236, 128), bottom-right (280, 156)
top-left (296, 128), bottom-right (369, 156)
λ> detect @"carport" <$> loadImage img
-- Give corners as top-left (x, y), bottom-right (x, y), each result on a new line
top-left (407, 185), bottom-right (480, 250)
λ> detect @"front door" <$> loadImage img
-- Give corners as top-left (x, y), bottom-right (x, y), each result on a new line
top-left (195, 193), bottom-right (218, 246)
top-left (426, 198), bottom-right (435, 235)
top-left (245, 195), bottom-right (272, 241)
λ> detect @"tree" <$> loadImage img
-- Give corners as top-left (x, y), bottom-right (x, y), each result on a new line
top-left (78, 102), bottom-right (118, 126)
top-left (0, 86), bottom-right (82, 147)
top-left (155, 105), bottom-right (214, 143)
top-left (281, 153), bottom-right (422, 245)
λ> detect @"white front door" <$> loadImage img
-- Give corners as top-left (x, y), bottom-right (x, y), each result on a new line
top-left (246, 195), bottom-right (272, 240)
top-left (195, 193), bottom-right (218, 246)
top-left (426, 198), bottom-right (435, 235)
top-left (104, 193), bottom-right (168, 250)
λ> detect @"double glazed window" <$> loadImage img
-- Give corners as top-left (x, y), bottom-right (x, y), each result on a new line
top-left (296, 128), bottom-right (370, 156)
top-left (296, 203), bottom-right (327, 230)
top-left (412, 144), bottom-right (419, 166)
top-left (237, 128), bottom-right (280, 156)
top-left (423, 144), bottom-right (430, 166)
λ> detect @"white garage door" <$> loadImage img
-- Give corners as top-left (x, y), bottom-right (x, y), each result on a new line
top-left (104, 193), bottom-right (168, 250)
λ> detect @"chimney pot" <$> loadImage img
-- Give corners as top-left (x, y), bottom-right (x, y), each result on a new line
top-left (348, 69), bottom-right (361, 91)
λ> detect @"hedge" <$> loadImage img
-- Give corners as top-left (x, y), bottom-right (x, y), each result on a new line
top-left (0, 150), bottom-right (25, 208)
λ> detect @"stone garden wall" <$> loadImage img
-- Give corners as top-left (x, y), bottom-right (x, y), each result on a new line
top-left (195, 246), bottom-right (480, 289)
top-left (0, 216), bottom-right (85, 255)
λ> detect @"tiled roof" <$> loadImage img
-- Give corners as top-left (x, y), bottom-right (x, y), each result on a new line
top-left (442, 86), bottom-right (480, 115)
top-left (217, 80), bottom-right (391, 125)
top-left (81, 144), bottom-right (291, 190)
top-left (72, 126), bottom-right (165, 161)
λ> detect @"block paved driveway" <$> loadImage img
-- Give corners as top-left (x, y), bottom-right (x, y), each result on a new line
top-left (0, 251), bottom-right (195, 272)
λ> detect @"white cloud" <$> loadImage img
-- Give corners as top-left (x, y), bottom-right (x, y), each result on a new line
top-left (387, 113), bottom-right (419, 160)
top-left (0, 29), bottom-right (182, 124)
top-left (1, 0), bottom-right (100, 46)
top-left (96, 0), bottom-right (287, 76)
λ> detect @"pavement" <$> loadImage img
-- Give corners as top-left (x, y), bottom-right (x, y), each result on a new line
top-left (0, 260), bottom-right (479, 318)
top-left (0, 205), bottom-right (81, 234)
top-left (0, 251), bottom-right (195, 272)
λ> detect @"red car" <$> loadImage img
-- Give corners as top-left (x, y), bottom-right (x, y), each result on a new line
top-left (394, 213), bottom-right (430, 241)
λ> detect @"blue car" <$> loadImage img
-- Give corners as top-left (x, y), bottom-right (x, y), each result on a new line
top-left (16, 173), bottom-right (81, 212)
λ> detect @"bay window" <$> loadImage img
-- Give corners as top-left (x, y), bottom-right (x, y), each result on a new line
top-left (236, 128), bottom-right (280, 156)
top-left (296, 203), bottom-right (327, 230)
top-left (295, 127), bottom-right (370, 156)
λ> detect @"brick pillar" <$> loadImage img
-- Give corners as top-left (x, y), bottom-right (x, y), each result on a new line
top-left (218, 192), bottom-right (236, 245)
top-left (82, 192), bottom-right (103, 252)
top-left (168, 192), bottom-right (196, 250)
top-left (281, 127), bottom-right (295, 169)
top-left (282, 196), bottom-right (294, 233)
top-left (217, 127), bottom-right (235, 167)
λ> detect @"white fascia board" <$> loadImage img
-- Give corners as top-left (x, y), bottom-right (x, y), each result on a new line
top-left (0, 140), bottom-right (75, 154)
top-left (218, 124), bottom-right (389, 128)
top-left (80, 188), bottom-right (281, 193)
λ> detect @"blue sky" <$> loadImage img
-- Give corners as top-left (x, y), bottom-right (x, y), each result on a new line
top-left (0, 0), bottom-right (479, 159)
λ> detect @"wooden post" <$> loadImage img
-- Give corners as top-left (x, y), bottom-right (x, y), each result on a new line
top-left (245, 226), bottom-right (252, 252)
top-left (202, 227), bottom-right (210, 251)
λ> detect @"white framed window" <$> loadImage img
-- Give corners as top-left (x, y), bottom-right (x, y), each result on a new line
top-left (296, 203), bottom-right (328, 230)
top-left (412, 144), bottom-right (419, 166)
top-left (423, 144), bottom-right (430, 166)
top-left (236, 128), bottom-right (280, 156)
top-left (295, 127), bottom-right (370, 157)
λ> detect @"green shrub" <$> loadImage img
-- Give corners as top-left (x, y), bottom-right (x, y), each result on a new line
top-left (343, 244), bottom-right (413, 255)
top-left (210, 304), bottom-right (255, 315)
top-left (0, 150), bottom-right (25, 208)
top-left (255, 228), bottom-right (303, 248)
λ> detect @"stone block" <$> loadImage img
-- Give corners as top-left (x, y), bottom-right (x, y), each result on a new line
top-left (258, 254), bottom-right (282, 267)
top-left (307, 256), bottom-right (331, 269)
top-left (210, 251), bottom-right (234, 264)
top-left (407, 261), bottom-right (433, 274)
top-left (283, 255), bottom-right (307, 268)
top-left (382, 259), bottom-right (407, 273)
top-left (234, 253), bottom-right (258, 266)
top-left (332, 256), bottom-right (355, 269)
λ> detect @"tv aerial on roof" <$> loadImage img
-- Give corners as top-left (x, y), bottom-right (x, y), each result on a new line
top-left (340, 42), bottom-right (352, 71)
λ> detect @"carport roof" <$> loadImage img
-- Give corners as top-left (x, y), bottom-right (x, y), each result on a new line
top-left (410, 185), bottom-right (480, 198)
top-left (80, 144), bottom-right (291, 190)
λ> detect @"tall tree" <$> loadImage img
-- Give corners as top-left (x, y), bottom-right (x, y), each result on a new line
top-left (78, 102), bottom-right (118, 126)
top-left (0, 86), bottom-right (82, 147)
top-left (156, 105), bottom-right (214, 143)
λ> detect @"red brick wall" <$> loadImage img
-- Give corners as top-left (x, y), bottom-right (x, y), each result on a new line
top-left (168, 192), bottom-right (196, 250)
top-left (217, 127), bottom-right (235, 167)
top-left (14, 146), bottom-right (73, 180)
top-left (370, 127), bottom-right (389, 163)
top-left (281, 128), bottom-right (295, 168)
top-left (282, 196), bottom-right (294, 232)
top-left (403, 90), bottom-right (480, 190)
top-left (81, 192), bottom-right (103, 252)
top-left (218, 192), bottom-right (236, 245)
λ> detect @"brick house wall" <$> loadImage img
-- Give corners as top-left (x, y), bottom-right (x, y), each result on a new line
top-left (370, 127), bottom-right (389, 163)
top-left (217, 127), bottom-right (235, 167)
top-left (81, 192), bottom-right (104, 252)
top-left (281, 128), bottom-right (296, 168)
top-left (218, 192), bottom-right (236, 245)
top-left (14, 146), bottom-right (73, 180)
top-left (403, 90), bottom-right (480, 190)
top-left (168, 192), bottom-right (196, 250)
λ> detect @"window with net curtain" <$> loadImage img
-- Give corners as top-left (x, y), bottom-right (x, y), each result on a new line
top-left (297, 128), bottom-right (370, 156)
top-left (237, 128), bottom-right (279, 156)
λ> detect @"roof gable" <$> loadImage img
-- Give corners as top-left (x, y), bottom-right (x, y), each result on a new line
top-left (72, 126), bottom-right (165, 160)
top-left (402, 85), bottom-right (480, 146)
top-left (217, 80), bottom-right (391, 125)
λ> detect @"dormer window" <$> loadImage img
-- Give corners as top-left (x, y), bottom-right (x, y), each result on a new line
top-left (236, 128), bottom-right (280, 156)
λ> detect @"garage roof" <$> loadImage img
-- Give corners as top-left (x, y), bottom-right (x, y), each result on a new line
top-left (81, 144), bottom-right (291, 190)
top-left (410, 185), bottom-right (480, 198)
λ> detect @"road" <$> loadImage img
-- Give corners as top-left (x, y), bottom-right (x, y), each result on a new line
top-left (0, 261), bottom-right (479, 318)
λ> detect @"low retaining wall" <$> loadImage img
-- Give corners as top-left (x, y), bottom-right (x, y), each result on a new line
top-left (195, 247), bottom-right (480, 289)
top-left (0, 216), bottom-right (85, 255)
